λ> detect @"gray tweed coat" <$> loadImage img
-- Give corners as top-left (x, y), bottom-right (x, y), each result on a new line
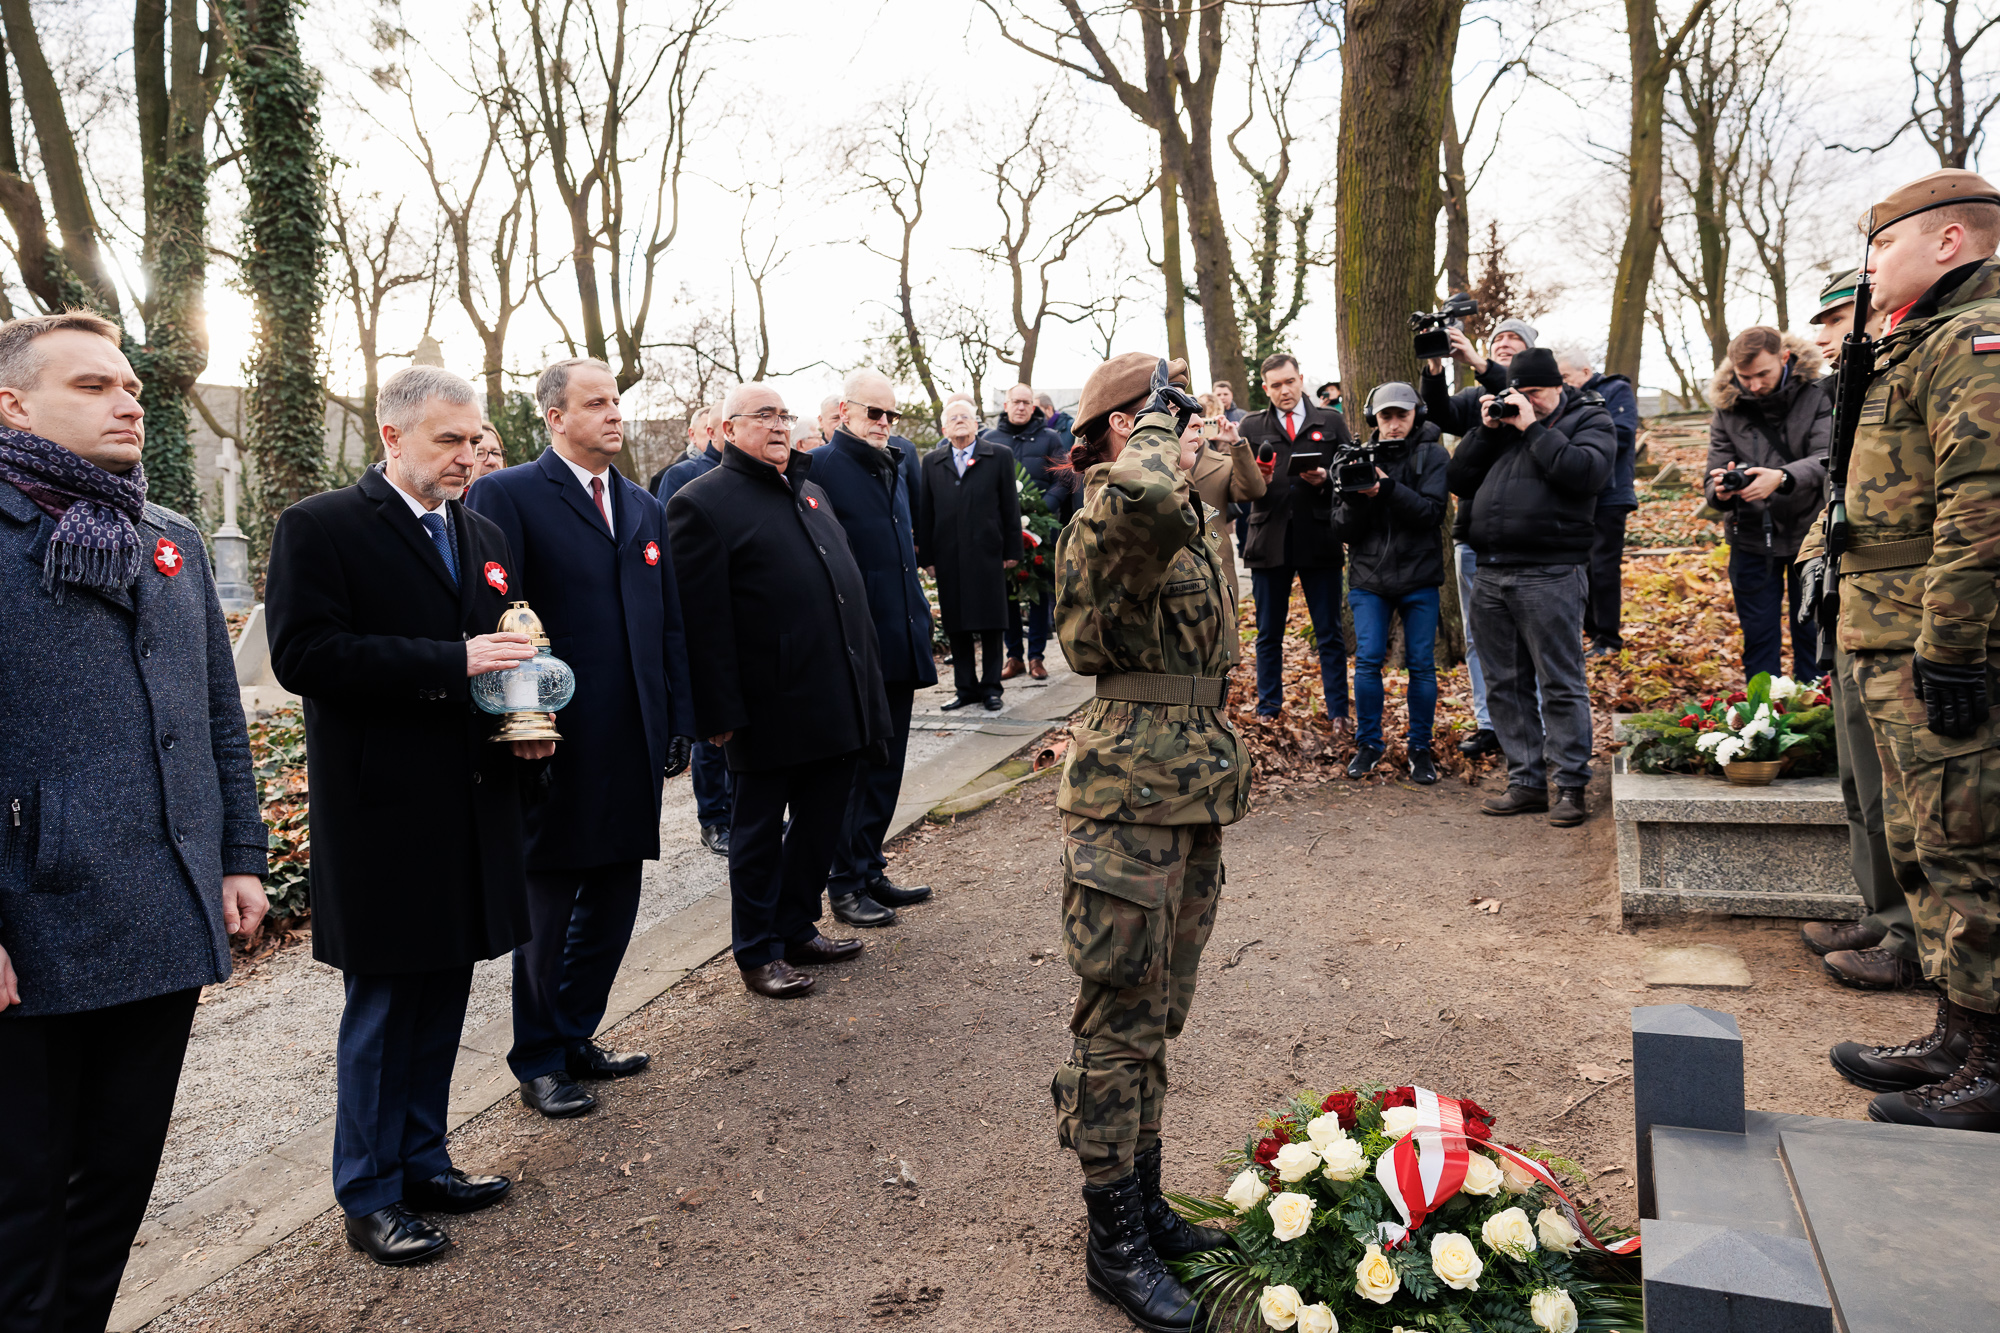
top-left (0, 480), bottom-right (267, 1017)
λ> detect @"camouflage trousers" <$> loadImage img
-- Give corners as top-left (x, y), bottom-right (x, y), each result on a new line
top-left (1854, 648), bottom-right (2000, 1013)
top-left (1051, 814), bottom-right (1223, 1185)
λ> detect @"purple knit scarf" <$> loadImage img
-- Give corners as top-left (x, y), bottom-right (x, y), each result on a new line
top-left (0, 425), bottom-right (148, 598)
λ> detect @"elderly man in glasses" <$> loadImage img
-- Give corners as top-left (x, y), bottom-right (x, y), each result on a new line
top-left (666, 383), bottom-right (892, 999)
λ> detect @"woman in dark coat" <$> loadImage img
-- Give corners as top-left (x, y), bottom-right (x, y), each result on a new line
top-left (917, 400), bottom-right (1021, 708)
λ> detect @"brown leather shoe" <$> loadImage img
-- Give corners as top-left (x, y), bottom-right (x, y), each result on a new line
top-left (1000, 657), bottom-right (1026, 680)
top-left (740, 958), bottom-right (815, 998)
top-left (1028, 657), bottom-right (1048, 680)
top-left (1481, 785), bottom-right (1549, 816)
top-left (784, 933), bottom-right (865, 966)
top-left (1802, 918), bottom-right (1886, 957)
top-left (1824, 947), bottom-right (1927, 991)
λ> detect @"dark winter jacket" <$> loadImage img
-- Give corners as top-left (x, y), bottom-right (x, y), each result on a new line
top-left (1239, 402), bottom-right (1353, 570)
top-left (0, 483), bottom-right (266, 1017)
top-left (1333, 423), bottom-right (1450, 596)
top-left (1586, 373), bottom-right (1641, 510)
top-left (1447, 387), bottom-right (1617, 566)
top-left (808, 429), bottom-right (939, 687)
top-left (656, 442), bottom-right (722, 503)
top-left (1702, 334), bottom-right (1832, 560)
top-left (917, 438), bottom-right (1023, 632)
top-left (981, 410), bottom-right (1066, 488)
top-left (1424, 359), bottom-right (1511, 544)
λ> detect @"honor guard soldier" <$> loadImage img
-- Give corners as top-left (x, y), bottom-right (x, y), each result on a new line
top-left (1820, 169), bottom-right (2000, 1133)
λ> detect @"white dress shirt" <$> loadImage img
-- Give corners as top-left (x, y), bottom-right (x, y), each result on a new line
top-left (556, 449), bottom-right (615, 538)
top-left (952, 443), bottom-right (975, 477)
top-left (384, 468), bottom-right (441, 516)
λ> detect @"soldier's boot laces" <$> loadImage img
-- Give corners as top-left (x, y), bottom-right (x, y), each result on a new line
top-left (1133, 1144), bottom-right (1232, 1262)
top-left (1867, 1003), bottom-right (2000, 1133)
top-left (1082, 1173), bottom-right (1205, 1333)
top-left (1830, 992), bottom-right (1973, 1092)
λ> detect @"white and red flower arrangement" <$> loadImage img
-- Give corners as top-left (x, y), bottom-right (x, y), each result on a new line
top-left (1171, 1085), bottom-right (1641, 1332)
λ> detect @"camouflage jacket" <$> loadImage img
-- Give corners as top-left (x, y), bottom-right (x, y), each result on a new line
top-left (1054, 411), bottom-right (1251, 827)
top-left (1839, 256), bottom-right (2000, 662)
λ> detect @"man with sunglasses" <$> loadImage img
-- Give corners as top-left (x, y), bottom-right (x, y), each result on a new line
top-left (666, 384), bottom-right (891, 999)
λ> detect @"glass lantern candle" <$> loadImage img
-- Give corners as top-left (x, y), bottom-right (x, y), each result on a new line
top-left (470, 601), bottom-right (577, 743)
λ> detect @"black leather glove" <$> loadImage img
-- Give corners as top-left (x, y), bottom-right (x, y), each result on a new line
top-left (1144, 358), bottom-right (1203, 435)
top-left (664, 735), bottom-right (694, 779)
top-left (1912, 655), bottom-right (1989, 739)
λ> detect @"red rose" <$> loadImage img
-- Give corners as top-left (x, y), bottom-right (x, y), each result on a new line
top-left (1678, 714), bottom-right (1699, 728)
top-left (1726, 690), bottom-right (1747, 704)
top-left (1375, 1086), bottom-right (1416, 1111)
top-left (1321, 1091), bottom-right (1359, 1128)
top-left (1033, 555), bottom-right (1044, 566)
top-left (1701, 695), bottom-right (1717, 708)
top-left (1457, 1097), bottom-right (1496, 1140)
top-left (1253, 1129), bottom-right (1290, 1167)
top-left (1701, 719), bottom-right (1718, 730)
top-left (1464, 1118), bottom-right (1493, 1141)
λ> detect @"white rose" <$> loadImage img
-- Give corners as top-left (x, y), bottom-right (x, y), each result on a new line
top-left (1714, 735), bottom-right (1747, 765)
top-left (1536, 1206), bottom-right (1581, 1254)
top-left (1305, 1113), bottom-right (1349, 1151)
top-left (1695, 730), bottom-right (1724, 752)
top-left (1267, 1190), bottom-right (1316, 1242)
top-left (1224, 1168), bottom-right (1270, 1214)
top-left (1530, 1287), bottom-right (1579, 1333)
top-left (1460, 1152), bottom-right (1503, 1196)
top-left (1258, 1283), bottom-right (1303, 1330)
top-left (1498, 1154), bottom-right (1540, 1194)
top-left (1769, 676), bottom-right (1798, 701)
top-left (1353, 1242), bottom-right (1401, 1304)
top-left (1381, 1105), bottom-right (1420, 1138)
top-left (1430, 1231), bottom-right (1484, 1291)
top-left (1481, 1206), bottom-right (1539, 1260)
top-left (1273, 1141), bottom-right (1322, 1183)
top-left (1319, 1134), bottom-right (1368, 1183)
top-left (1296, 1303), bottom-right (1338, 1333)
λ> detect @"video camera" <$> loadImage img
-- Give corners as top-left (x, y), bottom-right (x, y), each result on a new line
top-left (1410, 292), bottom-right (1479, 361)
top-left (1330, 439), bottom-right (1379, 494)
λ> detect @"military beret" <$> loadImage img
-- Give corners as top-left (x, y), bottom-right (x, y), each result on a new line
top-left (1861, 168), bottom-right (2000, 237)
top-left (1810, 269), bottom-right (1862, 325)
top-left (1076, 352), bottom-right (1186, 430)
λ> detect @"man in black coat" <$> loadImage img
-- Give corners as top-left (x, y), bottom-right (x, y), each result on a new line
top-left (268, 366), bottom-right (546, 1266)
top-left (1446, 349), bottom-right (1616, 830)
top-left (920, 400), bottom-right (1023, 710)
top-left (812, 369), bottom-right (938, 929)
top-left (983, 383), bottom-right (1063, 678)
top-left (655, 406), bottom-right (733, 854)
top-left (666, 384), bottom-right (890, 1000)
top-left (0, 313), bottom-right (268, 1331)
top-left (1239, 352), bottom-right (1354, 723)
top-left (467, 357), bottom-right (696, 1121)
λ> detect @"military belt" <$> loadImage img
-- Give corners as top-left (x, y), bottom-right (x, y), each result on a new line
top-left (1093, 672), bottom-right (1228, 707)
top-left (1841, 535), bottom-right (1934, 574)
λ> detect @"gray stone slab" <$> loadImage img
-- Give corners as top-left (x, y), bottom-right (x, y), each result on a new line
top-left (1645, 943), bottom-right (1754, 989)
top-left (1613, 769), bottom-right (1846, 824)
top-left (1634, 1005), bottom-right (1745, 1218)
top-left (1642, 1218), bottom-right (1833, 1333)
top-left (1780, 1120), bottom-right (2000, 1333)
top-left (1651, 1116), bottom-right (1815, 1238)
top-left (1623, 887), bottom-right (1867, 920)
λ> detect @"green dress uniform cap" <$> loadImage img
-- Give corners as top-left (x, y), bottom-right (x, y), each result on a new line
top-left (1075, 353), bottom-right (1188, 431)
top-left (1860, 167), bottom-right (2000, 237)
top-left (1811, 269), bottom-right (1862, 325)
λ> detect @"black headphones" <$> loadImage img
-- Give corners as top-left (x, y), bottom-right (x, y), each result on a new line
top-left (1362, 383), bottom-right (1427, 432)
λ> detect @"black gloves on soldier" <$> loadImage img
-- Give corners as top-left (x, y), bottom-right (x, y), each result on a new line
top-left (1912, 655), bottom-right (1990, 739)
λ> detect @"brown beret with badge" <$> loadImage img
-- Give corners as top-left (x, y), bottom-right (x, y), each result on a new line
top-left (1075, 353), bottom-right (1188, 432)
top-left (1860, 168), bottom-right (2000, 237)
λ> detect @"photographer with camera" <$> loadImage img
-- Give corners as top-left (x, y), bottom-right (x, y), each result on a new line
top-left (1446, 348), bottom-right (1614, 827)
top-left (1333, 383), bottom-right (1450, 785)
top-left (1703, 325), bottom-right (1831, 682)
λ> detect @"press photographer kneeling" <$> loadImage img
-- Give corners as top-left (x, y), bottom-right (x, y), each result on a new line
top-left (1333, 383), bottom-right (1449, 785)
top-left (1446, 348), bottom-right (1614, 828)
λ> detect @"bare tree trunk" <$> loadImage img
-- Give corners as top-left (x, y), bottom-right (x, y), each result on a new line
top-left (1155, 161), bottom-right (1189, 365)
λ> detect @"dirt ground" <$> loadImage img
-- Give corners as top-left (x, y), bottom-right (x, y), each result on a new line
top-left (148, 763), bottom-right (1928, 1333)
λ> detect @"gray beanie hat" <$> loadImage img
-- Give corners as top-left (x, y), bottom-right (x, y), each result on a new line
top-left (1490, 318), bottom-right (1539, 348)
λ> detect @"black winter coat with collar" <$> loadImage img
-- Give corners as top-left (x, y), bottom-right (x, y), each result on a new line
top-left (808, 429), bottom-right (939, 687)
top-left (1239, 400), bottom-right (1354, 570)
top-left (918, 438), bottom-right (1023, 633)
top-left (1332, 422), bottom-right (1450, 596)
top-left (1446, 387), bottom-right (1616, 566)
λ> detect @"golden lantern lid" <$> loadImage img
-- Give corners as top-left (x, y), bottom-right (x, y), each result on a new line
top-left (496, 600), bottom-right (549, 645)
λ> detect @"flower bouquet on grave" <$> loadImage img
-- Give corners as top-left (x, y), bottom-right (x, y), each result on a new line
top-left (1618, 671), bottom-right (1834, 779)
top-left (1168, 1085), bottom-right (1642, 1333)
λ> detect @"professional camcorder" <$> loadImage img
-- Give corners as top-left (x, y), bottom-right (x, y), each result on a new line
top-left (1330, 439), bottom-right (1379, 494)
top-left (1410, 292), bottom-right (1479, 360)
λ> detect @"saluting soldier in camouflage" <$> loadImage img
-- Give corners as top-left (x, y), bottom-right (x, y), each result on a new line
top-left (1049, 353), bottom-right (1249, 1333)
top-left (1821, 169), bottom-right (2000, 1135)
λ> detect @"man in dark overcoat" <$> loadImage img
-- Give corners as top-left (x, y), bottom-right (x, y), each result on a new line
top-left (919, 400), bottom-right (1022, 711)
top-left (655, 405), bottom-right (732, 855)
top-left (0, 313), bottom-right (268, 1331)
top-left (667, 383), bottom-right (891, 1000)
top-left (983, 383), bottom-right (1064, 679)
top-left (812, 368), bottom-right (938, 930)
top-left (1240, 351), bottom-right (1354, 724)
top-left (467, 357), bottom-right (695, 1121)
top-left (268, 366), bottom-right (546, 1266)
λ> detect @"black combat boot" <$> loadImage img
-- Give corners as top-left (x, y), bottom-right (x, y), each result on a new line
top-left (1831, 993), bottom-right (1973, 1092)
top-left (1868, 1002), bottom-right (2000, 1133)
top-left (1082, 1173), bottom-right (1205, 1333)
top-left (1132, 1143), bottom-right (1232, 1261)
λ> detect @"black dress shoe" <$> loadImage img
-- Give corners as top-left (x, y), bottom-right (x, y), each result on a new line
top-left (786, 933), bottom-right (866, 966)
top-left (699, 823), bottom-right (730, 856)
top-left (1345, 745), bottom-right (1384, 779)
top-left (939, 695), bottom-right (980, 711)
top-left (982, 692), bottom-right (1005, 711)
top-left (866, 876), bottom-right (932, 907)
top-left (741, 958), bottom-right (816, 998)
top-left (567, 1039), bottom-right (650, 1079)
top-left (345, 1203), bottom-right (449, 1266)
top-left (519, 1071), bottom-right (596, 1119)
top-left (830, 891), bottom-right (897, 927)
top-left (1459, 727), bottom-right (1500, 757)
top-left (405, 1168), bottom-right (511, 1214)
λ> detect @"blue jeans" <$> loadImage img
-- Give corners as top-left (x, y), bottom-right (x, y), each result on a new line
top-left (1454, 542), bottom-right (1491, 729)
top-left (1728, 544), bottom-right (1823, 681)
top-left (1006, 592), bottom-right (1051, 661)
top-left (1251, 565), bottom-right (1349, 717)
top-left (1349, 586), bottom-right (1440, 751)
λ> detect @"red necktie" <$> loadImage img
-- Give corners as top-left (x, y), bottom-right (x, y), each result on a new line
top-left (1284, 410), bottom-right (1298, 440)
top-left (590, 475), bottom-right (610, 531)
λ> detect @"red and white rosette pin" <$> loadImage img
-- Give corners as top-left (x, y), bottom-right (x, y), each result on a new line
top-left (484, 561), bottom-right (508, 593)
top-left (154, 538), bottom-right (183, 576)
top-left (643, 541), bottom-right (660, 566)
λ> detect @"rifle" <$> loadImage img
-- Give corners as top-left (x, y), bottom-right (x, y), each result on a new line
top-left (1801, 228), bottom-right (1877, 663)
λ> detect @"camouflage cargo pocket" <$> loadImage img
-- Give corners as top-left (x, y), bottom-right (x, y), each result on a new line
top-left (1061, 835), bottom-right (1170, 989)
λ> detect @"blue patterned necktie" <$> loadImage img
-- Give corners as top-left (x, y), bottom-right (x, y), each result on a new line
top-left (419, 510), bottom-right (458, 584)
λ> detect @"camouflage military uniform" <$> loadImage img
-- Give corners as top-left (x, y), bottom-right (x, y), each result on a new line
top-left (1840, 255), bottom-right (2000, 1014)
top-left (1050, 411), bottom-right (1252, 1184)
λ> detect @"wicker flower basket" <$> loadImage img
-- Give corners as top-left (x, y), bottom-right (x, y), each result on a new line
top-left (1722, 758), bottom-right (1786, 786)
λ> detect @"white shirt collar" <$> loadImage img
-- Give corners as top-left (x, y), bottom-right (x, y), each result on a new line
top-left (555, 447), bottom-right (615, 536)
top-left (383, 467), bottom-right (443, 520)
